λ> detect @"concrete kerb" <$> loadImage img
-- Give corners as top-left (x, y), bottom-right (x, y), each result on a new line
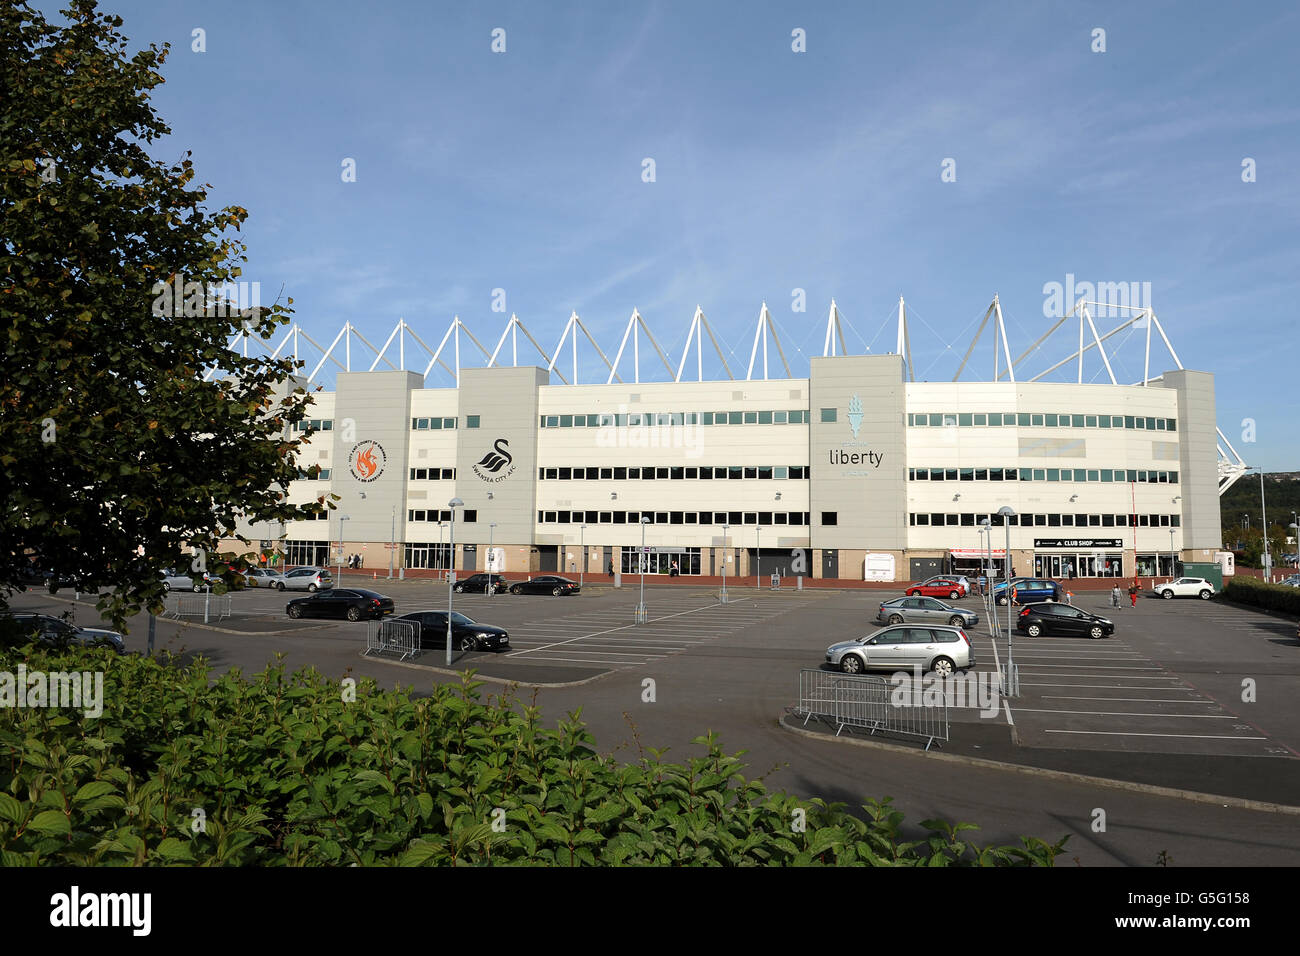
top-left (356, 651), bottom-right (614, 689)
top-left (778, 714), bottom-right (1300, 816)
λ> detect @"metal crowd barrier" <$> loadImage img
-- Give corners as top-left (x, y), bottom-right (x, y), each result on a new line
top-left (794, 668), bottom-right (949, 751)
top-left (364, 619), bottom-right (421, 661)
top-left (164, 594), bottom-right (232, 622)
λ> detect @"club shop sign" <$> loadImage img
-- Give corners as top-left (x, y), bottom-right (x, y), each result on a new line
top-left (831, 393), bottom-right (885, 475)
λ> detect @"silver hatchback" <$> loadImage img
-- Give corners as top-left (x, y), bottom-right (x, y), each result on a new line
top-left (826, 624), bottom-right (974, 677)
top-left (282, 567), bottom-right (334, 591)
top-left (875, 596), bottom-right (979, 628)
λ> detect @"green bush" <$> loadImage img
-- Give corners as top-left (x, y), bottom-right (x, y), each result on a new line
top-left (1222, 577), bottom-right (1300, 616)
top-left (0, 646), bottom-right (1067, 866)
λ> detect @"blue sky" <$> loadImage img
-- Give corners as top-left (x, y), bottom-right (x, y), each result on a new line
top-left (39, 0), bottom-right (1300, 468)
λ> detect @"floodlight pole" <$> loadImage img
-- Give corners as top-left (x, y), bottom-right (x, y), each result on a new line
top-left (446, 498), bottom-right (464, 666)
top-left (998, 506), bottom-right (1017, 696)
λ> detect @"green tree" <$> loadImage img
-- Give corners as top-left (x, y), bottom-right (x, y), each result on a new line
top-left (1, 0), bottom-right (321, 627)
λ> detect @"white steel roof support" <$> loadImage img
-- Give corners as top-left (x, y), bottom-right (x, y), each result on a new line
top-left (823, 299), bottom-right (849, 358)
top-left (896, 296), bottom-right (914, 382)
top-left (1081, 306), bottom-right (1118, 385)
top-left (487, 314), bottom-right (557, 372)
top-left (745, 303), bottom-right (792, 381)
top-left (952, 299), bottom-right (998, 381)
top-left (548, 312), bottom-right (621, 386)
top-left (992, 296), bottom-right (1016, 383)
top-left (606, 309), bottom-right (675, 385)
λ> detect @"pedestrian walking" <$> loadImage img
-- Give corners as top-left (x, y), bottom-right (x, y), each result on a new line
top-left (1128, 582), bottom-right (1139, 608)
top-left (607, 561), bottom-right (614, 577)
top-left (1110, 584), bottom-right (1122, 608)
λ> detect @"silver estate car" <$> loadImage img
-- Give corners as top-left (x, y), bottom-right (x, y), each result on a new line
top-left (826, 624), bottom-right (974, 677)
top-left (875, 596), bottom-right (979, 628)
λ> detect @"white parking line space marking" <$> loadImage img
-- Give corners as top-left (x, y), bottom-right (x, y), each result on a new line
top-left (1045, 730), bottom-right (1268, 740)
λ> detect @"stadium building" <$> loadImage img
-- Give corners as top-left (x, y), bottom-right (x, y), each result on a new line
top-left (228, 297), bottom-right (1242, 584)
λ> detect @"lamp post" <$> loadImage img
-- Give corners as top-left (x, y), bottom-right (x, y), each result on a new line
top-left (579, 523), bottom-right (586, 591)
top-left (1259, 472), bottom-right (1271, 580)
top-left (997, 506), bottom-right (1017, 696)
top-left (979, 518), bottom-right (991, 616)
top-left (437, 520), bottom-right (445, 580)
top-left (637, 516), bottom-right (650, 623)
top-left (721, 522), bottom-right (729, 603)
top-left (488, 522), bottom-right (497, 599)
top-left (1169, 528), bottom-right (1176, 581)
top-left (445, 498), bottom-right (464, 666)
top-left (756, 526), bottom-right (762, 589)
top-left (388, 505), bottom-right (395, 580)
top-left (337, 515), bottom-right (350, 583)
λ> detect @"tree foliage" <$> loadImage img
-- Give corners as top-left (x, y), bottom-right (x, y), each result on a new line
top-left (1, 0), bottom-right (321, 626)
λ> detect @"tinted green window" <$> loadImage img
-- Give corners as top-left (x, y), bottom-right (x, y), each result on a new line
top-left (1019, 468), bottom-right (1032, 481)
top-left (1017, 413), bottom-right (1030, 426)
top-left (929, 413), bottom-right (943, 426)
top-left (1145, 416), bottom-right (1156, 430)
top-left (1046, 469), bottom-right (1060, 481)
top-left (775, 466), bottom-right (788, 479)
top-left (1127, 469), bottom-right (1138, 482)
top-left (702, 412), bottom-right (714, 425)
top-left (973, 414), bottom-right (986, 425)
top-left (1167, 418), bottom-right (1177, 431)
top-left (822, 408), bottom-right (838, 423)
top-left (1072, 415), bottom-right (1084, 427)
top-left (1170, 471), bottom-right (1178, 483)
top-left (743, 411), bottom-right (758, 424)
top-left (588, 414), bottom-right (601, 427)
top-left (1085, 415), bottom-right (1097, 427)
top-left (987, 413), bottom-right (1002, 426)
top-left (959, 413), bottom-right (973, 426)
top-left (430, 417), bottom-right (443, 430)
top-left (728, 411), bottom-right (742, 425)
top-left (930, 468), bottom-right (945, 480)
top-left (1124, 416), bottom-right (1136, 428)
top-left (774, 410), bottom-right (788, 424)
top-left (1033, 469), bottom-right (1045, 481)
top-left (444, 418), bottom-right (456, 429)
top-left (558, 414), bottom-right (572, 427)
top-left (1098, 415), bottom-right (1111, 428)
top-left (1031, 414), bottom-right (1044, 426)
top-left (1087, 470), bottom-right (1099, 482)
top-left (758, 410), bottom-right (773, 424)
top-left (1075, 469), bottom-right (1088, 481)
top-left (1044, 414), bottom-right (1058, 427)
top-left (467, 415), bottom-right (480, 428)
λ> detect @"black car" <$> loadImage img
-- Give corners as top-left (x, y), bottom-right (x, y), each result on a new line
top-left (286, 588), bottom-right (395, 621)
top-left (2, 612), bottom-right (125, 653)
top-left (453, 573), bottom-right (508, 595)
top-left (396, 610), bottom-right (510, 652)
top-left (509, 575), bottom-right (580, 596)
top-left (1016, 602), bottom-right (1115, 640)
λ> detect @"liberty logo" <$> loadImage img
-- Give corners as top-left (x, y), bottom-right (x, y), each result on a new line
top-left (473, 438), bottom-right (516, 483)
top-left (348, 440), bottom-right (387, 483)
top-left (847, 394), bottom-right (863, 438)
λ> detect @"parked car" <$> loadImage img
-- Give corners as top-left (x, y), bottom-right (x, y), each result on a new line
top-left (875, 596), bottom-right (979, 628)
top-left (1157, 577), bottom-right (1215, 600)
top-left (1281, 575), bottom-right (1300, 588)
top-left (2, 612), bottom-right (125, 653)
top-left (160, 569), bottom-right (208, 592)
top-left (509, 575), bottom-right (580, 596)
top-left (285, 588), bottom-right (393, 621)
top-left (395, 610), bottom-right (510, 651)
top-left (282, 567), bottom-right (334, 591)
top-left (243, 568), bottom-right (288, 590)
top-left (17, 566), bottom-right (96, 591)
top-left (904, 577), bottom-right (967, 599)
top-left (825, 624), bottom-right (974, 677)
top-left (453, 573), bottom-right (508, 595)
top-left (993, 578), bottom-right (1063, 606)
top-left (1016, 603), bottom-right (1114, 639)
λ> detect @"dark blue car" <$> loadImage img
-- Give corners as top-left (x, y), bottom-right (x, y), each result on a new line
top-left (993, 578), bottom-right (1064, 606)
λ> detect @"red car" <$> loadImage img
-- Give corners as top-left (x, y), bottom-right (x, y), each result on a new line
top-left (905, 577), bottom-right (968, 599)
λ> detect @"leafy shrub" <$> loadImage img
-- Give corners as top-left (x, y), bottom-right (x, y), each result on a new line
top-left (1222, 577), bottom-right (1300, 616)
top-left (0, 647), bottom-right (1067, 866)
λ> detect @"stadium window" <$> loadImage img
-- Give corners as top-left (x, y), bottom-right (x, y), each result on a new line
top-left (467, 415), bottom-right (480, 428)
top-left (821, 408), bottom-right (838, 423)
top-left (822, 512), bottom-right (838, 526)
top-left (728, 411), bottom-right (743, 425)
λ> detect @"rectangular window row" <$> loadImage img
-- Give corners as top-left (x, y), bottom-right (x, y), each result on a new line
top-left (909, 467), bottom-right (1178, 484)
top-left (407, 509), bottom-right (478, 523)
top-left (909, 512), bottom-right (1182, 528)
top-left (908, 412), bottom-right (1176, 431)
top-left (539, 409), bottom-right (811, 428)
top-left (409, 467), bottom-right (456, 480)
top-left (411, 417), bottom-right (458, 430)
top-left (537, 510), bottom-right (811, 526)
top-left (539, 465), bottom-right (810, 480)
top-left (293, 419), bottom-right (333, 432)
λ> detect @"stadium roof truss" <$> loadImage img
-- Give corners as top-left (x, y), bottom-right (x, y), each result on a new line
top-left (211, 294), bottom-right (1247, 494)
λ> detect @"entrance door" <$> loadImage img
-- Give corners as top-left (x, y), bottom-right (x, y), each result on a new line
top-left (538, 545), bottom-right (558, 572)
top-left (822, 549), bottom-right (839, 579)
top-left (908, 557), bottom-right (941, 580)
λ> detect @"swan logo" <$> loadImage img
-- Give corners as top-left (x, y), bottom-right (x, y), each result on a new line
top-left (348, 440), bottom-right (387, 483)
top-left (473, 438), bottom-right (516, 483)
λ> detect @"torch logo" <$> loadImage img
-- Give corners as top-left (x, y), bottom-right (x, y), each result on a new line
top-left (847, 394), bottom-right (863, 438)
top-left (348, 440), bottom-right (387, 483)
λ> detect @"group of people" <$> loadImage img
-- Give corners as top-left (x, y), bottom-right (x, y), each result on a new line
top-left (345, 553), bottom-right (363, 570)
top-left (1110, 582), bottom-right (1141, 608)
